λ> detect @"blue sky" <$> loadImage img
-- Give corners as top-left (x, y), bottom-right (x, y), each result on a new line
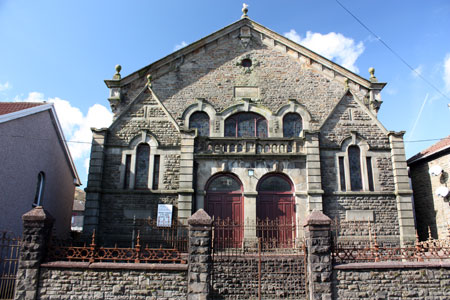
top-left (1, 0), bottom-right (449, 186)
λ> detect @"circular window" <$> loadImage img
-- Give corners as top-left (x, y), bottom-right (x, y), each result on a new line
top-left (241, 58), bottom-right (252, 68)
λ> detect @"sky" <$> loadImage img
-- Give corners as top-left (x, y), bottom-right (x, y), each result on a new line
top-left (1, 0), bottom-right (449, 187)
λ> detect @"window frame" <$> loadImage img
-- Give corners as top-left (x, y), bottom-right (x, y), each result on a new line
top-left (336, 137), bottom-right (377, 192)
top-left (33, 172), bottom-right (45, 207)
top-left (282, 112), bottom-right (303, 138)
top-left (189, 111), bottom-right (210, 137)
top-left (224, 112), bottom-right (268, 138)
top-left (120, 132), bottom-right (161, 191)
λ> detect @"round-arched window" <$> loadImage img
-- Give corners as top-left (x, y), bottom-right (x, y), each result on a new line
top-left (283, 113), bottom-right (303, 137)
top-left (258, 175), bottom-right (292, 192)
top-left (207, 174), bottom-right (242, 192)
top-left (224, 112), bottom-right (267, 138)
top-left (189, 112), bottom-right (210, 137)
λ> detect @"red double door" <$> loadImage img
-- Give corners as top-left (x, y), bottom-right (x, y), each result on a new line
top-left (205, 173), bottom-right (295, 248)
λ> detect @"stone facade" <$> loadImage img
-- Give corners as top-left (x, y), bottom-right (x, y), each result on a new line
top-left (83, 16), bottom-right (414, 247)
top-left (408, 137), bottom-right (450, 240)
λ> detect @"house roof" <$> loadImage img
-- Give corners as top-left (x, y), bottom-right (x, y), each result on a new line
top-left (0, 102), bottom-right (81, 185)
top-left (106, 17), bottom-right (385, 91)
top-left (407, 135), bottom-right (450, 165)
top-left (0, 102), bottom-right (44, 115)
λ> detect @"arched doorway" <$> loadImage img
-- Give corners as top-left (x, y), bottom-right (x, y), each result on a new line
top-left (257, 173), bottom-right (295, 246)
top-left (205, 173), bottom-right (243, 247)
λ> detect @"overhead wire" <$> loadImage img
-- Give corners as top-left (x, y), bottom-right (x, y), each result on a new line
top-left (334, 0), bottom-right (450, 103)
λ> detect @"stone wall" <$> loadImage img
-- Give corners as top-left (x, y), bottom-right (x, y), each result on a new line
top-left (38, 263), bottom-right (187, 300)
top-left (323, 194), bottom-right (400, 246)
top-left (333, 262), bottom-right (450, 299)
top-left (409, 151), bottom-right (450, 240)
top-left (212, 255), bottom-right (307, 299)
top-left (118, 30), bottom-right (355, 132)
top-left (163, 155), bottom-right (180, 190)
top-left (320, 94), bottom-right (389, 149)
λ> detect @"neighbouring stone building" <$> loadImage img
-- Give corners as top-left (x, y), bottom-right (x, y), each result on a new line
top-left (408, 135), bottom-right (450, 240)
top-left (83, 11), bottom-right (415, 247)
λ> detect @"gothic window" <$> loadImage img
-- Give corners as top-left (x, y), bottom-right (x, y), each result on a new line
top-left (283, 113), bottom-right (303, 137)
top-left (348, 146), bottom-right (363, 191)
top-left (224, 113), bottom-right (267, 138)
top-left (33, 172), bottom-right (45, 207)
top-left (135, 143), bottom-right (150, 189)
top-left (189, 112), bottom-right (210, 137)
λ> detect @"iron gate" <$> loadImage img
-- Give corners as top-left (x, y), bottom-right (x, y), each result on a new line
top-left (211, 219), bottom-right (307, 300)
top-left (0, 232), bottom-right (20, 300)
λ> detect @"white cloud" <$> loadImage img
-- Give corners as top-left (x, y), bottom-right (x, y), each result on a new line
top-left (444, 54), bottom-right (450, 91)
top-left (15, 92), bottom-right (113, 173)
top-left (284, 29), bottom-right (364, 73)
top-left (174, 41), bottom-right (188, 51)
top-left (0, 81), bottom-right (11, 91)
top-left (412, 65), bottom-right (423, 78)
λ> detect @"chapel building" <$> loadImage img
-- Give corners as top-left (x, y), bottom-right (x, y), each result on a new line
top-left (83, 12), bottom-right (415, 247)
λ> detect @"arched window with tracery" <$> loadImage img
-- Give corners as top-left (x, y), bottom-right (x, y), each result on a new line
top-left (135, 143), bottom-right (150, 189)
top-left (348, 145), bottom-right (363, 191)
top-left (224, 112), bottom-right (267, 137)
top-left (189, 112), bottom-right (210, 137)
top-left (283, 113), bottom-right (302, 137)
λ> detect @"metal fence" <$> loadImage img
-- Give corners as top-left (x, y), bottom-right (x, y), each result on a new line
top-left (0, 231), bottom-right (20, 300)
top-left (47, 219), bottom-right (188, 264)
top-left (211, 218), bottom-right (307, 300)
top-left (332, 220), bottom-right (450, 264)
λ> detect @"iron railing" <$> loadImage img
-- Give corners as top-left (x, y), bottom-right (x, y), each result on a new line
top-left (0, 231), bottom-right (20, 300)
top-left (211, 218), bottom-right (307, 300)
top-left (47, 219), bottom-right (188, 264)
top-left (332, 220), bottom-right (450, 264)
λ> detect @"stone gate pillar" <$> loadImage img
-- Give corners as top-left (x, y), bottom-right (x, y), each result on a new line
top-left (187, 209), bottom-right (213, 300)
top-left (14, 207), bottom-right (54, 300)
top-left (304, 210), bottom-right (332, 300)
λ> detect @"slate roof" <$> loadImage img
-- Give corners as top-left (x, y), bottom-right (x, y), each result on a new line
top-left (407, 135), bottom-right (450, 165)
top-left (0, 102), bottom-right (44, 115)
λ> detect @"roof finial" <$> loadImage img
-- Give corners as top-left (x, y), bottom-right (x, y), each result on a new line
top-left (146, 74), bottom-right (152, 88)
top-left (113, 65), bottom-right (122, 80)
top-left (369, 67), bottom-right (377, 82)
top-left (241, 3), bottom-right (248, 18)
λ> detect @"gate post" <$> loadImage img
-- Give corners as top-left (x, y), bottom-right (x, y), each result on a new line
top-left (304, 210), bottom-right (332, 300)
top-left (187, 209), bottom-right (213, 300)
top-left (14, 207), bottom-right (54, 300)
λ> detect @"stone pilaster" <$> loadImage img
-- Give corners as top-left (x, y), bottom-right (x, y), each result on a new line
top-left (187, 209), bottom-right (213, 300)
top-left (83, 128), bottom-right (107, 238)
top-left (14, 207), bottom-right (54, 300)
top-left (389, 131), bottom-right (415, 246)
top-left (304, 210), bottom-right (332, 300)
top-left (178, 131), bottom-right (196, 222)
top-left (305, 131), bottom-right (324, 212)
